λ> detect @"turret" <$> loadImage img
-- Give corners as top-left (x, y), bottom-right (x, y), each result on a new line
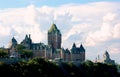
top-left (9, 37), bottom-right (18, 49)
top-left (72, 43), bottom-right (76, 48)
top-left (79, 44), bottom-right (85, 52)
top-left (71, 43), bottom-right (85, 61)
top-left (71, 43), bottom-right (76, 53)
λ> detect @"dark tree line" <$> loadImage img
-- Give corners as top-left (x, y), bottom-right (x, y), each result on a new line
top-left (0, 57), bottom-right (119, 77)
top-left (0, 57), bottom-right (64, 77)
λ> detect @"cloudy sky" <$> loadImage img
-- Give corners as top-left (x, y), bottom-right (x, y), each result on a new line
top-left (0, 0), bottom-right (120, 63)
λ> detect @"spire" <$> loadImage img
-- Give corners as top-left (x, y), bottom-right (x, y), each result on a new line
top-left (80, 44), bottom-right (85, 52)
top-left (12, 37), bottom-right (17, 43)
top-left (72, 43), bottom-right (76, 48)
top-left (104, 50), bottom-right (110, 59)
top-left (25, 34), bottom-right (29, 40)
top-left (98, 54), bottom-right (100, 60)
top-left (105, 51), bottom-right (109, 56)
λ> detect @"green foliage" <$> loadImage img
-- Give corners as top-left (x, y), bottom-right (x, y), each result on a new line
top-left (61, 62), bottom-right (78, 77)
top-left (16, 44), bottom-right (26, 51)
top-left (0, 58), bottom-right (119, 77)
top-left (82, 60), bottom-right (94, 66)
top-left (0, 61), bottom-right (5, 66)
top-left (0, 48), bottom-right (8, 58)
top-left (20, 49), bottom-right (33, 58)
top-left (79, 60), bottom-right (118, 77)
top-left (16, 44), bottom-right (33, 58)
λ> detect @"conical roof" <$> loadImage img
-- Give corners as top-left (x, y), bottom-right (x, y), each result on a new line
top-left (48, 23), bottom-right (61, 34)
top-left (12, 37), bottom-right (17, 43)
top-left (72, 43), bottom-right (76, 48)
top-left (8, 37), bottom-right (17, 48)
top-left (80, 44), bottom-right (85, 52)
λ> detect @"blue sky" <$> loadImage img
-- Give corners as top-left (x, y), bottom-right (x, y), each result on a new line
top-left (0, 0), bottom-right (120, 64)
top-left (0, 0), bottom-right (120, 8)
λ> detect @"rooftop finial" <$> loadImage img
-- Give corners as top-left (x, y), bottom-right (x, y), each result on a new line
top-left (29, 34), bottom-right (31, 39)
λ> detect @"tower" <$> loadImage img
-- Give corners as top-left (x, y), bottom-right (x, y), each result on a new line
top-left (9, 37), bottom-right (18, 49)
top-left (71, 43), bottom-right (85, 62)
top-left (9, 37), bottom-right (19, 58)
top-left (79, 44), bottom-right (85, 61)
top-left (48, 23), bottom-right (61, 49)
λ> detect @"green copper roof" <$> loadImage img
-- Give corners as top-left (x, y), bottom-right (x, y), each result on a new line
top-left (48, 23), bottom-right (61, 34)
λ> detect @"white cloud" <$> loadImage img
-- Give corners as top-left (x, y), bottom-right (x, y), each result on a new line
top-left (110, 48), bottom-right (120, 54)
top-left (85, 11), bottom-right (120, 46)
top-left (0, 25), bottom-right (10, 36)
top-left (113, 24), bottom-right (120, 38)
top-left (0, 4), bottom-right (46, 43)
top-left (63, 23), bottom-right (89, 41)
top-left (103, 13), bottom-right (116, 22)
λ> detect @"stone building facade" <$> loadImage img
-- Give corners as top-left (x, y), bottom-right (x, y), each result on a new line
top-left (62, 43), bottom-right (85, 62)
top-left (9, 23), bottom-right (85, 63)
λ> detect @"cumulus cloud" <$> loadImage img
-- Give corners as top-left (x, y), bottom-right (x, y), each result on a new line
top-left (0, 25), bottom-right (10, 36)
top-left (85, 12), bottom-right (120, 46)
top-left (0, 4), bottom-right (46, 43)
top-left (113, 24), bottom-right (120, 38)
top-left (0, 2), bottom-right (120, 63)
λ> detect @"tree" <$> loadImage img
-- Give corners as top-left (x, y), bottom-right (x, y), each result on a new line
top-left (20, 49), bottom-right (33, 58)
top-left (16, 44), bottom-right (33, 58)
top-left (16, 44), bottom-right (26, 51)
top-left (0, 48), bottom-right (8, 58)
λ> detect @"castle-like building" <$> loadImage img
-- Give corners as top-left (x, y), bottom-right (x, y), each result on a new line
top-left (9, 23), bottom-right (85, 62)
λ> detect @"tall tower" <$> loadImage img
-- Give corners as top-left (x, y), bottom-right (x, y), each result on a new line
top-left (48, 23), bottom-right (61, 49)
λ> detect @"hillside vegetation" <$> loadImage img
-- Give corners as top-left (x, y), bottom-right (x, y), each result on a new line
top-left (0, 57), bottom-right (119, 77)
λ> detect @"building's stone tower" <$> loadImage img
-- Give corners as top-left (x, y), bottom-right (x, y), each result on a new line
top-left (48, 23), bottom-right (61, 49)
top-left (9, 37), bottom-right (19, 58)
